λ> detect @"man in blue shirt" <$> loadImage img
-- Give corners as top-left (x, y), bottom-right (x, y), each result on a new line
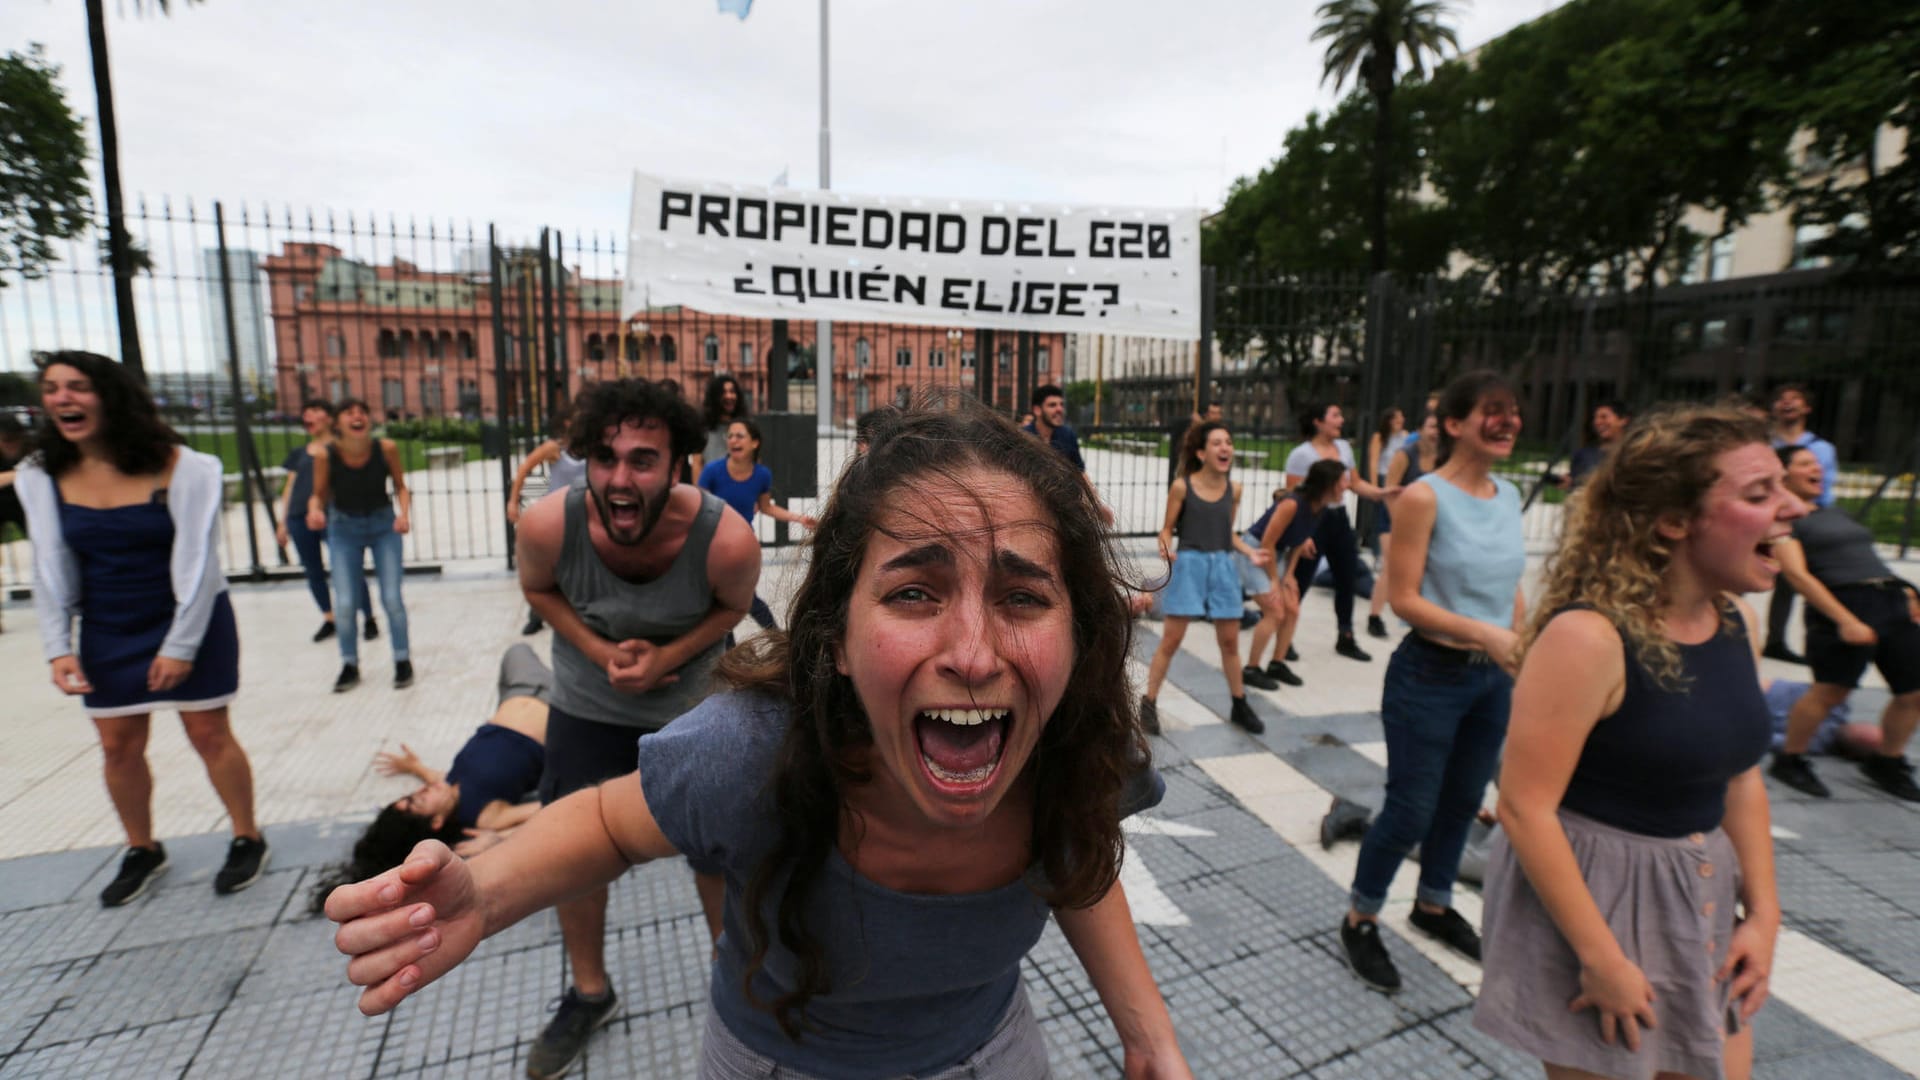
top-left (1765, 382), bottom-right (1841, 663)
top-left (1024, 384), bottom-right (1111, 524)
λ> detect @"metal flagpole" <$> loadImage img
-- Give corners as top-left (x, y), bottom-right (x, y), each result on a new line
top-left (815, 0), bottom-right (835, 434)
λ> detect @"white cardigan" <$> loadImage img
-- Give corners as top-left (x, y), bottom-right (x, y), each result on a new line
top-left (15, 448), bottom-right (230, 664)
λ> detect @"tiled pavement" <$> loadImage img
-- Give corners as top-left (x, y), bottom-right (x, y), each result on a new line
top-left (2, 547), bottom-right (1918, 1078)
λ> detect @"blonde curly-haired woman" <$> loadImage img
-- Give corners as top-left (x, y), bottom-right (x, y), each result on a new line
top-left (1474, 405), bottom-right (1798, 1080)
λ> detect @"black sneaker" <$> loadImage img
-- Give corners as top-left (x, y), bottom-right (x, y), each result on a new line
top-left (364, 616), bottom-right (380, 642)
top-left (312, 621), bottom-right (337, 643)
top-left (332, 664), bottom-right (361, 693)
top-left (1139, 696), bottom-right (1161, 736)
top-left (1285, 645), bottom-right (1299, 662)
top-left (1408, 905), bottom-right (1482, 962)
top-left (1861, 755), bottom-right (1920, 802)
top-left (522, 613), bottom-right (545, 636)
top-left (1335, 633), bottom-right (1373, 662)
top-left (1769, 752), bottom-right (1831, 798)
top-left (100, 843), bottom-right (169, 907)
top-left (1228, 696), bottom-right (1265, 735)
top-left (1340, 918), bottom-right (1401, 993)
top-left (214, 835), bottom-right (270, 895)
top-left (1761, 641), bottom-right (1805, 664)
top-left (1264, 660), bottom-right (1304, 686)
top-left (526, 986), bottom-right (618, 1079)
top-left (1241, 665), bottom-right (1281, 691)
top-left (394, 660), bottom-right (414, 690)
top-left (1367, 614), bottom-right (1390, 639)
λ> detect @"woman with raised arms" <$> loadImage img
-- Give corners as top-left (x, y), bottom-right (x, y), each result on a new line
top-left (327, 396), bottom-right (1190, 1079)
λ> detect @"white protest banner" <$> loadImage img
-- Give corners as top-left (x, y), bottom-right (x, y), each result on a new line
top-left (624, 172), bottom-right (1201, 339)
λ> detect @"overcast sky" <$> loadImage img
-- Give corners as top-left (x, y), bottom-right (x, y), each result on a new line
top-left (13, 0), bottom-right (1562, 236)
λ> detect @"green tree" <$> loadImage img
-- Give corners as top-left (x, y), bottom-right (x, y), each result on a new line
top-left (0, 46), bottom-right (92, 284)
top-left (1311, 0), bottom-right (1460, 274)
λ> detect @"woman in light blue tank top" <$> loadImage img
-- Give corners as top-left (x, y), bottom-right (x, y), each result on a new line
top-left (323, 399), bottom-right (1191, 1078)
top-left (1339, 371), bottom-right (1528, 995)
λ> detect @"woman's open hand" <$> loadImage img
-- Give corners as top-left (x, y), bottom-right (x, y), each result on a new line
top-left (49, 655), bottom-right (93, 695)
top-left (1569, 954), bottom-right (1658, 1051)
top-left (327, 840), bottom-right (485, 1016)
top-left (1719, 916), bottom-right (1777, 1021)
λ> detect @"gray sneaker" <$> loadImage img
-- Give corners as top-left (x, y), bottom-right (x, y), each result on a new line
top-left (526, 987), bottom-right (617, 1079)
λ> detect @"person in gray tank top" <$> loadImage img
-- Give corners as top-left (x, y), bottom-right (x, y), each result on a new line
top-left (325, 397), bottom-right (1191, 1078)
top-left (510, 379), bottom-right (761, 1078)
top-left (1141, 420), bottom-right (1271, 735)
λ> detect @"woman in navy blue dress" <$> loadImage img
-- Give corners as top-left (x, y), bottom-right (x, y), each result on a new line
top-left (18, 352), bottom-right (268, 908)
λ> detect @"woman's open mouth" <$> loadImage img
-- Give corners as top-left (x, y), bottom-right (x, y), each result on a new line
top-left (55, 411), bottom-right (88, 433)
top-left (1755, 533), bottom-right (1788, 573)
top-left (913, 707), bottom-right (1010, 793)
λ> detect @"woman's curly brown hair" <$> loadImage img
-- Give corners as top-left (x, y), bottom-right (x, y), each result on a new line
top-left (713, 389), bottom-right (1145, 1040)
top-left (1520, 404), bottom-right (1768, 688)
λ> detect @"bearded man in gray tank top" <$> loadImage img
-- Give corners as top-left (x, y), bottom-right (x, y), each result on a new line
top-left (514, 379), bottom-right (760, 1079)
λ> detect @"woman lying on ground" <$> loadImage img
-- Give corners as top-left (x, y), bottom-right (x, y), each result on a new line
top-left (307, 643), bottom-right (553, 913)
top-left (326, 395), bottom-right (1190, 1080)
top-left (1475, 405), bottom-right (1792, 1080)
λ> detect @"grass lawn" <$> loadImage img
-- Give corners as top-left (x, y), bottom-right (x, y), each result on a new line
top-left (183, 429), bottom-right (487, 474)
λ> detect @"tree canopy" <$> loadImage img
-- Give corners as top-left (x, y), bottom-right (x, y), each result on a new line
top-left (0, 45), bottom-right (92, 285)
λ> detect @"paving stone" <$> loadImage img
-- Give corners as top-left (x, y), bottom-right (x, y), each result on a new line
top-left (1169, 806), bottom-right (1293, 875)
top-left (1805, 848), bottom-right (1920, 918)
top-left (1143, 877), bottom-right (1300, 973)
top-left (1753, 1043), bottom-right (1917, 1080)
top-left (187, 988), bottom-right (386, 1078)
top-left (1149, 765), bottom-right (1232, 820)
top-left (1310, 1017), bottom-right (1498, 1079)
top-left (1222, 847), bottom-right (1357, 942)
top-left (1792, 915), bottom-right (1920, 992)
top-left (374, 934), bottom-right (566, 1072)
top-left (231, 915), bottom-right (355, 1004)
top-left (374, 1042), bottom-right (521, 1079)
top-left (582, 1003), bottom-right (704, 1079)
top-left (1429, 1007), bottom-right (1548, 1079)
top-left (605, 914), bottom-right (712, 1015)
top-left (110, 867), bottom-right (302, 952)
top-left (1200, 942), bottom-right (1415, 1070)
top-left (0, 900), bottom-right (127, 972)
top-left (0, 959), bottom-right (76, 1058)
top-left (0, 848), bottom-right (117, 915)
top-left (252, 816), bottom-right (377, 872)
top-left (1750, 1000), bottom-right (1862, 1060)
top-left (605, 859), bottom-right (708, 932)
top-left (1034, 1008), bottom-right (1120, 1080)
top-left (1125, 831), bottom-right (1213, 889)
top-left (1162, 721), bottom-right (1265, 763)
top-left (0, 1014), bottom-right (210, 1079)
top-left (1281, 740), bottom-right (1391, 806)
top-left (1020, 961), bottom-right (1071, 1022)
top-left (23, 929), bottom-right (267, 1046)
top-left (1156, 971), bottom-right (1301, 1078)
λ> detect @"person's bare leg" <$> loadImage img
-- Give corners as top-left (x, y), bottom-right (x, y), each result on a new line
top-left (1145, 617), bottom-right (1191, 700)
top-left (1247, 593), bottom-right (1281, 668)
top-left (1215, 620), bottom-right (1245, 696)
top-left (1720, 1025), bottom-right (1754, 1080)
top-left (1370, 534), bottom-right (1393, 619)
top-left (557, 890), bottom-right (611, 996)
top-left (1783, 683), bottom-right (1851, 754)
top-left (1274, 597), bottom-right (1302, 665)
top-left (94, 715), bottom-right (155, 848)
top-left (180, 707), bottom-right (258, 837)
top-left (1879, 690), bottom-right (1920, 756)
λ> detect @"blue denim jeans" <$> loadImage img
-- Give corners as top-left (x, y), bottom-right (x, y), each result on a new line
top-left (286, 517), bottom-right (367, 617)
top-left (1350, 634), bottom-right (1512, 915)
top-left (326, 506), bottom-right (409, 665)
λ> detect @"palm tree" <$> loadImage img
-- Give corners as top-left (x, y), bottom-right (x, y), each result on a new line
top-left (1312, 0), bottom-right (1460, 274)
top-left (85, 0), bottom-right (198, 380)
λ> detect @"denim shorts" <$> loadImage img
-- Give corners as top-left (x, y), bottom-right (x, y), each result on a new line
top-left (1163, 549), bottom-right (1242, 620)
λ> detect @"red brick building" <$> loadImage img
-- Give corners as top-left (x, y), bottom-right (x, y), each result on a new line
top-left (262, 242), bottom-right (1065, 425)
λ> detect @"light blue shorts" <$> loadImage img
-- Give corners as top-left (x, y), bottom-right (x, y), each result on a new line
top-left (1163, 549), bottom-right (1242, 620)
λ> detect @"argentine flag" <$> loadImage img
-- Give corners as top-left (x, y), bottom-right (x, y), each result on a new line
top-left (716, 0), bottom-right (753, 18)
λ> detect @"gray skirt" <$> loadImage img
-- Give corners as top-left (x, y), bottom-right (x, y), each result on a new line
top-left (699, 984), bottom-right (1050, 1080)
top-left (1472, 809), bottom-right (1744, 1080)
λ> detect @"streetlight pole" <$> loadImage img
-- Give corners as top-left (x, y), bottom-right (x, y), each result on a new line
top-left (814, 0), bottom-right (835, 434)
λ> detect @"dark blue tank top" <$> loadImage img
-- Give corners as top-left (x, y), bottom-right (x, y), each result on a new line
top-left (1558, 605), bottom-right (1770, 837)
top-left (444, 724), bottom-right (545, 829)
top-left (1245, 492), bottom-right (1322, 551)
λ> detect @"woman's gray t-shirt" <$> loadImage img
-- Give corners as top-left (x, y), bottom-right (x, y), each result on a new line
top-left (637, 691), bottom-right (1164, 1079)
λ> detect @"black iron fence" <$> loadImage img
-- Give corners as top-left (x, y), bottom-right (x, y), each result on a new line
top-left (4, 199), bottom-right (1918, 595)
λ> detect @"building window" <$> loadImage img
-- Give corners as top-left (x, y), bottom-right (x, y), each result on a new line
top-left (586, 334), bottom-right (606, 361)
top-left (381, 377), bottom-right (405, 414)
top-left (325, 331), bottom-right (345, 359)
top-left (662, 335), bottom-right (677, 366)
top-left (329, 377), bottom-right (351, 401)
top-left (961, 350), bottom-right (976, 370)
top-left (294, 284), bottom-right (313, 305)
top-left (457, 377), bottom-right (481, 416)
top-left (1708, 235), bottom-right (1734, 281)
top-left (419, 377), bottom-right (443, 416)
top-left (855, 338), bottom-right (871, 367)
top-left (457, 330), bottom-right (476, 359)
top-left (1701, 318), bottom-right (1730, 349)
top-left (998, 346), bottom-right (1011, 372)
top-left (1791, 223), bottom-right (1830, 269)
top-left (704, 334), bottom-right (720, 365)
top-left (421, 331), bottom-right (442, 360)
top-left (627, 335), bottom-right (644, 364)
top-left (1035, 345), bottom-right (1050, 373)
top-left (377, 329), bottom-right (398, 360)
top-left (397, 331), bottom-right (414, 360)
top-left (895, 346), bottom-right (912, 368)
top-left (929, 349), bottom-right (946, 369)
top-left (740, 342), bottom-right (754, 370)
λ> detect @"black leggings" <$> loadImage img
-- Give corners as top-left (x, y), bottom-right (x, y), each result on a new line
top-left (1768, 578), bottom-right (1797, 648)
top-left (1295, 506), bottom-right (1359, 635)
